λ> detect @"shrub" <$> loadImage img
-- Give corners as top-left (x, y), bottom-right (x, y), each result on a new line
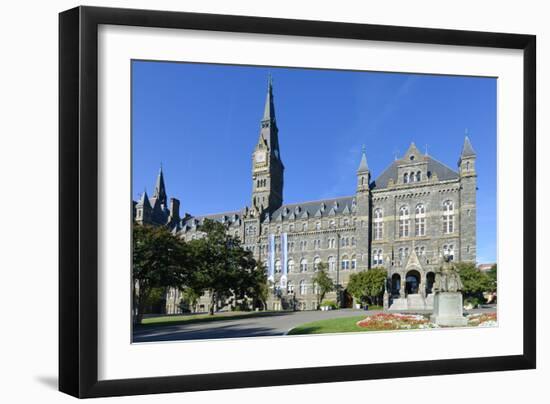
top-left (321, 300), bottom-right (337, 309)
top-left (464, 296), bottom-right (484, 309)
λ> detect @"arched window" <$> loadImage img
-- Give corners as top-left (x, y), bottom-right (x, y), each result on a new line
top-left (300, 280), bottom-right (307, 295)
top-left (399, 206), bottom-right (410, 237)
top-left (313, 282), bottom-right (319, 295)
top-left (287, 281), bottom-right (294, 294)
top-left (328, 256), bottom-right (336, 271)
top-left (415, 204), bottom-right (426, 236)
top-left (300, 258), bottom-right (308, 272)
top-left (341, 255), bottom-right (350, 270)
top-left (288, 259), bottom-right (295, 273)
top-left (289, 224), bottom-right (294, 232)
top-left (275, 260), bottom-right (281, 273)
top-left (416, 171), bottom-right (421, 181)
top-left (351, 237), bottom-right (356, 246)
top-left (404, 173), bottom-right (409, 183)
top-left (351, 255), bottom-right (357, 269)
top-left (316, 221), bottom-right (321, 230)
top-left (466, 161), bottom-right (470, 171)
top-left (313, 256), bottom-right (321, 271)
top-left (373, 208), bottom-right (383, 240)
top-left (443, 200), bottom-right (454, 234)
top-left (410, 171), bottom-right (415, 182)
top-left (329, 220), bottom-right (335, 228)
top-left (373, 249), bottom-right (383, 266)
top-left (302, 222), bottom-right (308, 231)
top-left (443, 244), bottom-right (455, 261)
top-left (343, 218), bottom-right (349, 226)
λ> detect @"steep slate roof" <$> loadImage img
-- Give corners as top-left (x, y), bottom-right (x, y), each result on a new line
top-left (357, 149), bottom-right (369, 172)
top-left (179, 195), bottom-right (357, 231)
top-left (135, 190), bottom-right (151, 209)
top-left (180, 210), bottom-right (242, 230)
top-left (461, 136), bottom-right (476, 157)
top-left (270, 196), bottom-right (355, 222)
top-left (372, 155), bottom-right (459, 190)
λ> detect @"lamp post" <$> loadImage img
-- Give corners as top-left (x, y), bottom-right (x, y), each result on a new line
top-left (336, 232), bottom-right (341, 309)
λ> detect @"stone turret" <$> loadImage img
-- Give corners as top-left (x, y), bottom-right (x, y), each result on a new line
top-left (458, 136), bottom-right (477, 262)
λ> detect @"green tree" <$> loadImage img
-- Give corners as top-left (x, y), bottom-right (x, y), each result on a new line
top-left (487, 264), bottom-right (497, 293)
top-left (188, 219), bottom-right (259, 315)
top-left (312, 263), bottom-right (334, 309)
top-left (179, 287), bottom-right (201, 312)
top-left (347, 268), bottom-right (387, 305)
top-left (455, 262), bottom-right (493, 303)
top-left (246, 262), bottom-right (269, 311)
top-left (133, 224), bottom-right (190, 324)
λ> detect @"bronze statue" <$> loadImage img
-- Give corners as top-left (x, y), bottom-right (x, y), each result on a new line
top-left (433, 255), bottom-right (464, 293)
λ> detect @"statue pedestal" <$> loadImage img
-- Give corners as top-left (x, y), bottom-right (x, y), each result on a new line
top-left (430, 292), bottom-right (468, 327)
top-left (383, 292), bottom-right (389, 310)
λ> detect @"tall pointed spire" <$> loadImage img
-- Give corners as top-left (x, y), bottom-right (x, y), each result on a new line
top-left (461, 136), bottom-right (476, 158)
top-left (357, 146), bottom-right (369, 172)
top-left (262, 74), bottom-right (276, 123)
top-left (257, 75), bottom-right (281, 158)
top-left (152, 165), bottom-right (167, 207)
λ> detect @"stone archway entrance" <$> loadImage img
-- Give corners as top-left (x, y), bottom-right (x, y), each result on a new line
top-left (405, 270), bottom-right (421, 295)
top-left (391, 274), bottom-right (401, 296)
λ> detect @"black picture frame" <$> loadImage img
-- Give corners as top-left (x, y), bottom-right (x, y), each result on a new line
top-left (59, 5), bottom-right (536, 398)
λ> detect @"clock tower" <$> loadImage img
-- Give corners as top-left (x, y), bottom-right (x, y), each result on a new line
top-left (251, 75), bottom-right (284, 215)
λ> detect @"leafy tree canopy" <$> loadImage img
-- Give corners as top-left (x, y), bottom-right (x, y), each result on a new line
top-left (455, 262), bottom-right (493, 298)
top-left (188, 219), bottom-right (259, 314)
top-left (133, 224), bottom-right (190, 323)
top-left (312, 263), bottom-right (334, 307)
top-left (347, 268), bottom-right (386, 304)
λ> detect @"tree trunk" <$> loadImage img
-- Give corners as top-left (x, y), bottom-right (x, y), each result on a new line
top-left (209, 291), bottom-right (216, 315)
top-left (135, 285), bottom-right (150, 325)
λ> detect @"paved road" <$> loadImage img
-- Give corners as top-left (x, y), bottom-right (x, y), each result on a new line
top-left (133, 307), bottom-right (496, 343)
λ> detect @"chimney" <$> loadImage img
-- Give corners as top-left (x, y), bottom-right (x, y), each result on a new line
top-left (169, 197), bottom-right (180, 222)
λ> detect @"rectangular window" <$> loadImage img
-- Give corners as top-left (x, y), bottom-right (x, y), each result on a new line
top-left (415, 218), bottom-right (426, 236)
top-left (443, 215), bottom-right (454, 233)
top-left (399, 219), bottom-right (410, 237)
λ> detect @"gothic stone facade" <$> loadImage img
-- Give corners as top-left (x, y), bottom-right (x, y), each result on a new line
top-left (134, 78), bottom-right (477, 313)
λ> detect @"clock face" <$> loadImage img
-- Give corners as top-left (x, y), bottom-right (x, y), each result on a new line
top-left (255, 151), bottom-right (267, 163)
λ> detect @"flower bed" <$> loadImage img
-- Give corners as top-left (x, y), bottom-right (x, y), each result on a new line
top-left (356, 313), bottom-right (439, 330)
top-left (467, 312), bottom-right (498, 327)
top-left (355, 312), bottom-right (498, 331)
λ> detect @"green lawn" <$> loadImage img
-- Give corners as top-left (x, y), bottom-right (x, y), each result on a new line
top-left (287, 315), bottom-right (370, 335)
top-left (139, 310), bottom-right (280, 327)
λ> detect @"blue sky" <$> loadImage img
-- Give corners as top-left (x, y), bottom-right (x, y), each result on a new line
top-left (132, 61), bottom-right (496, 263)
